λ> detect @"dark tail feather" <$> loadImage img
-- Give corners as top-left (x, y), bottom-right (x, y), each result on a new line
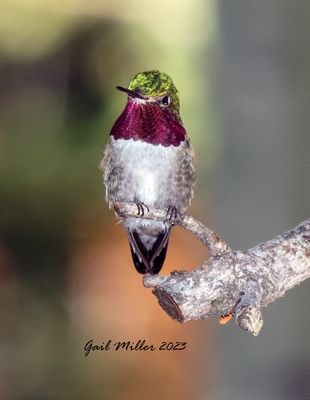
top-left (128, 230), bottom-right (170, 275)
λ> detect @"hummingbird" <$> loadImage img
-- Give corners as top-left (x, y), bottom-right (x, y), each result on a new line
top-left (101, 70), bottom-right (196, 274)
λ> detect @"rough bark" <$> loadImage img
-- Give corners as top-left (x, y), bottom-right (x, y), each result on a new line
top-left (115, 202), bottom-right (310, 335)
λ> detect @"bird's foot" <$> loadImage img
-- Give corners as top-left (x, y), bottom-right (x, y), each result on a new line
top-left (166, 206), bottom-right (179, 222)
top-left (135, 202), bottom-right (149, 217)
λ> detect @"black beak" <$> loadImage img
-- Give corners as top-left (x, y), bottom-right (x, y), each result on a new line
top-left (116, 86), bottom-right (145, 100)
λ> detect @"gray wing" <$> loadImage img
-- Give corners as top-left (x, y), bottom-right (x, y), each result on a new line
top-left (164, 138), bottom-right (196, 213)
top-left (100, 137), bottom-right (127, 208)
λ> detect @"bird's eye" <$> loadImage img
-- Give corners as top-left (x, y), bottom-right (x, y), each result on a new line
top-left (161, 95), bottom-right (171, 107)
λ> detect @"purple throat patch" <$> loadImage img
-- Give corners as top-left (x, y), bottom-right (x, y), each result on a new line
top-left (110, 99), bottom-right (186, 146)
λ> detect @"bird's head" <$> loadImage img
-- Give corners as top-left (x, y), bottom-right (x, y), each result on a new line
top-left (117, 70), bottom-right (180, 115)
top-left (111, 70), bottom-right (185, 146)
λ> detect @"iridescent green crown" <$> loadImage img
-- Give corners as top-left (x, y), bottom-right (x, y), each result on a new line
top-left (128, 70), bottom-right (180, 111)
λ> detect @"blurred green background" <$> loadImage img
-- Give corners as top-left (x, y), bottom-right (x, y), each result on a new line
top-left (0, 0), bottom-right (309, 399)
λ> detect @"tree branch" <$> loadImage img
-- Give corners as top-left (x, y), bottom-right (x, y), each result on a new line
top-left (115, 202), bottom-right (310, 336)
top-left (114, 202), bottom-right (231, 255)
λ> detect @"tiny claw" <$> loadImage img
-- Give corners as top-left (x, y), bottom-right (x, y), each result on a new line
top-left (135, 202), bottom-right (149, 217)
top-left (219, 314), bottom-right (233, 325)
top-left (135, 203), bottom-right (141, 216)
top-left (166, 206), bottom-right (179, 221)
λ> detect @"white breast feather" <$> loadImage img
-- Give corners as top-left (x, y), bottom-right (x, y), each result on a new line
top-left (106, 137), bottom-right (180, 206)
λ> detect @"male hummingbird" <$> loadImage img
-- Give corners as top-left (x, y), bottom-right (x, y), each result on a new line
top-left (101, 70), bottom-right (196, 274)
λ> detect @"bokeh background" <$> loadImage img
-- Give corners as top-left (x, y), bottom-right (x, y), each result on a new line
top-left (0, 0), bottom-right (309, 399)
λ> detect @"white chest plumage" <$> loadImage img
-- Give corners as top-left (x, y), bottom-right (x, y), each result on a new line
top-left (104, 137), bottom-right (180, 207)
top-left (103, 136), bottom-right (195, 216)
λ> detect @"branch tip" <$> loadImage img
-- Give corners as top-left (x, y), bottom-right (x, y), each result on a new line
top-left (153, 287), bottom-right (184, 322)
top-left (235, 307), bottom-right (264, 336)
